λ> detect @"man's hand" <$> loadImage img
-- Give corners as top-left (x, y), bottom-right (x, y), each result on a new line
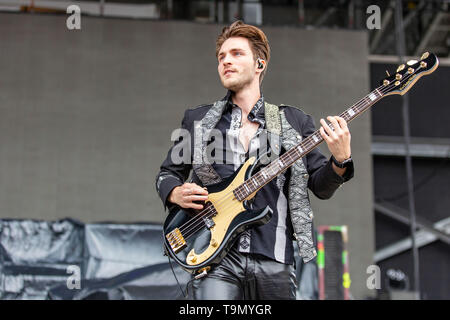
top-left (319, 116), bottom-right (351, 175)
top-left (168, 182), bottom-right (208, 210)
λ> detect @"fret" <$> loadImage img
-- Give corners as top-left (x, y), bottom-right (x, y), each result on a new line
top-left (268, 165), bottom-right (276, 176)
top-left (272, 163), bottom-right (280, 173)
top-left (354, 99), bottom-right (368, 115)
top-left (360, 98), bottom-right (372, 112)
top-left (261, 169), bottom-right (268, 179)
top-left (285, 150), bottom-right (295, 161)
top-left (342, 113), bottom-right (350, 122)
top-left (306, 135), bottom-right (320, 149)
top-left (351, 103), bottom-right (361, 114)
top-left (253, 175), bottom-right (261, 186)
top-left (368, 92), bottom-right (377, 101)
top-left (375, 88), bottom-right (382, 97)
top-left (250, 177), bottom-right (259, 191)
top-left (359, 96), bottom-right (368, 107)
top-left (347, 108), bottom-right (355, 117)
top-left (256, 174), bottom-right (264, 186)
top-left (232, 187), bottom-right (242, 200)
top-left (252, 176), bottom-right (261, 189)
top-left (283, 153), bottom-right (291, 164)
top-left (249, 179), bottom-right (256, 191)
top-left (288, 149), bottom-right (299, 163)
top-left (253, 175), bottom-right (262, 189)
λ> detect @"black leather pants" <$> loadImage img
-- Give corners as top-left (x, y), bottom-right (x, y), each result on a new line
top-left (191, 245), bottom-right (297, 300)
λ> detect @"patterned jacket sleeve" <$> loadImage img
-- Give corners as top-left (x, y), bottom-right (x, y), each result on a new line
top-left (155, 109), bottom-right (193, 210)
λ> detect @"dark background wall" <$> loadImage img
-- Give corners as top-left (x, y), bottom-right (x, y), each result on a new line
top-left (0, 12), bottom-right (373, 298)
top-left (370, 63), bottom-right (450, 138)
top-left (370, 62), bottom-right (450, 299)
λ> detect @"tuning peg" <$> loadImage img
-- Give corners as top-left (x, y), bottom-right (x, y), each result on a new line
top-left (420, 61), bottom-right (427, 68)
top-left (421, 52), bottom-right (429, 60)
top-left (397, 64), bottom-right (405, 72)
top-left (408, 67), bottom-right (414, 74)
top-left (407, 60), bottom-right (418, 66)
top-left (383, 79), bottom-right (390, 86)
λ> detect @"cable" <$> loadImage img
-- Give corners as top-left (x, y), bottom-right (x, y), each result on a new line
top-left (167, 253), bottom-right (188, 299)
top-left (167, 252), bottom-right (198, 299)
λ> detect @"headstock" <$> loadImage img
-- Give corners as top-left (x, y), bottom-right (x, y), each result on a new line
top-left (380, 52), bottom-right (439, 96)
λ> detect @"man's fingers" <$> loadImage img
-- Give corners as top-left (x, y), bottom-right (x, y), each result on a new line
top-left (335, 116), bottom-right (349, 132)
top-left (184, 202), bottom-right (204, 210)
top-left (187, 195), bottom-right (209, 202)
top-left (186, 183), bottom-right (208, 195)
top-left (170, 183), bottom-right (208, 209)
top-left (319, 126), bottom-right (331, 142)
top-left (326, 116), bottom-right (343, 135)
top-left (320, 118), bottom-right (338, 140)
top-left (181, 184), bottom-right (208, 196)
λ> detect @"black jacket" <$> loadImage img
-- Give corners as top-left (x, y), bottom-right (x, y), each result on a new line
top-left (155, 95), bottom-right (354, 264)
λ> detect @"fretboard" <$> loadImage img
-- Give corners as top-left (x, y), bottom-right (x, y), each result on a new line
top-left (233, 87), bottom-right (384, 201)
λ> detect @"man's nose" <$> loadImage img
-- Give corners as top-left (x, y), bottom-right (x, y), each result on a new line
top-left (222, 53), bottom-right (232, 65)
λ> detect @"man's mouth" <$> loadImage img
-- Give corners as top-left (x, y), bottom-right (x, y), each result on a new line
top-left (224, 69), bottom-right (236, 76)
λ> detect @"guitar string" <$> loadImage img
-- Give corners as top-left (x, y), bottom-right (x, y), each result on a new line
top-left (179, 99), bottom-right (371, 241)
top-left (174, 80), bottom-right (395, 243)
top-left (169, 70), bottom-right (418, 244)
top-left (176, 78), bottom-right (397, 239)
top-left (173, 73), bottom-right (413, 242)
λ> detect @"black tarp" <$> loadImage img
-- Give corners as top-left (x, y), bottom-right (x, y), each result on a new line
top-left (0, 219), bottom-right (318, 300)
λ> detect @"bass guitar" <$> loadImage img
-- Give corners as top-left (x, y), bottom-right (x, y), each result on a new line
top-left (163, 52), bottom-right (439, 276)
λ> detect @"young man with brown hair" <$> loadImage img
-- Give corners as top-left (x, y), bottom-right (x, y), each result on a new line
top-left (156, 21), bottom-right (354, 300)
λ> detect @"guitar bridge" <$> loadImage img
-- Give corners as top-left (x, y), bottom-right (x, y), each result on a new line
top-left (166, 228), bottom-right (186, 254)
top-left (203, 217), bottom-right (215, 229)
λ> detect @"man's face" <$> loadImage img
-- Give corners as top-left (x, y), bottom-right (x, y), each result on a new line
top-left (217, 37), bottom-right (259, 92)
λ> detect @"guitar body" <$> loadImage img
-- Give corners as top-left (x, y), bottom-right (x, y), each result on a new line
top-left (163, 157), bottom-right (273, 274)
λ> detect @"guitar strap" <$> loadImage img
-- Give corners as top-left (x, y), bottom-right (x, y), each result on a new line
top-left (265, 103), bottom-right (317, 263)
top-left (192, 99), bottom-right (227, 186)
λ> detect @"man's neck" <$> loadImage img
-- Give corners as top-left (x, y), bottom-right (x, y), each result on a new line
top-left (230, 84), bottom-right (261, 115)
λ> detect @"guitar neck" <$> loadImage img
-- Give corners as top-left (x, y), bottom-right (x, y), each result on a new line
top-left (233, 86), bottom-right (385, 201)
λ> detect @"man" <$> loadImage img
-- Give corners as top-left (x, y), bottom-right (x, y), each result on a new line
top-left (156, 21), bottom-right (354, 300)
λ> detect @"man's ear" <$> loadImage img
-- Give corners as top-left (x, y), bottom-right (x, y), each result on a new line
top-left (257, 58), bottom-right (265, 70)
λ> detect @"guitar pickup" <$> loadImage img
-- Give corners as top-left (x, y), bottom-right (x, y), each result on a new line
top-left (203, 217), bottom-right (215, 229)
top-left (166, 228), bottom-right (186, 254)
